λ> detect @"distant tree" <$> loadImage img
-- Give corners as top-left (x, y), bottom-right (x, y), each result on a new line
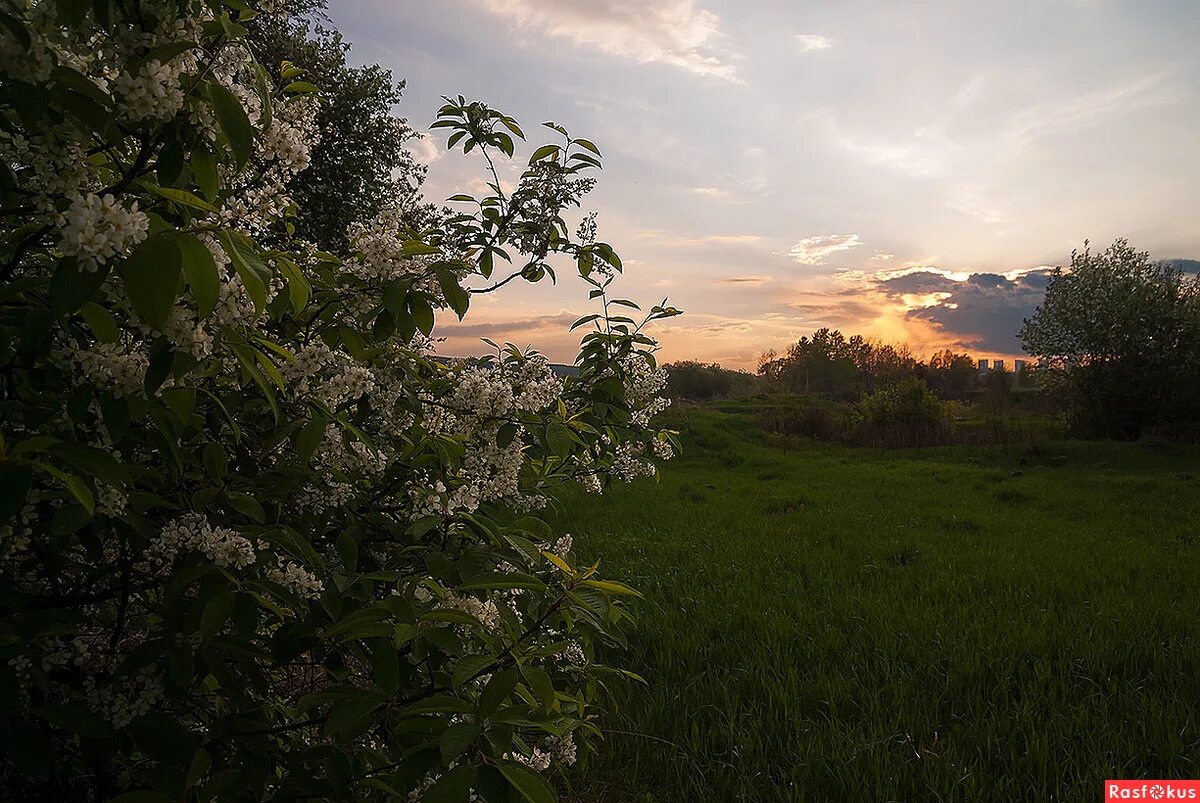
top-left (926, 349), bottom-right (977, 400)
top-left (1021, 239), bottom-right (1200, 438)
top-left (246, 1), bottom-right (430, 251)
top-left (665, 361), bottom-right (753, 400)
top-left (758, 329), bottom-right (917, 398)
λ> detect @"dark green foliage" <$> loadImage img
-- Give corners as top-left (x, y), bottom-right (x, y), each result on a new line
top-left (1022, 239), bottom-right (1200, 439)
top-left (246, 2), bottom-right (430, 251)
top-left (663, 360), bottom-right (755, 400)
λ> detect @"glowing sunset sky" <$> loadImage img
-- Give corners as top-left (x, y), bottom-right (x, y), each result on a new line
top-left (328, 0), bottom-right (1200, 369)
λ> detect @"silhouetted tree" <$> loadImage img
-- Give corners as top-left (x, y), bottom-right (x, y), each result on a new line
top-left (1021, 239), bottom-right (1200, 438)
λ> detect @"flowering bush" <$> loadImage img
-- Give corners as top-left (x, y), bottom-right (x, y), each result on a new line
top-left (0, 2), bottom-right (680, 800)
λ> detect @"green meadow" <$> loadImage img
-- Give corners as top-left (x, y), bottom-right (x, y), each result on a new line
top-left (557, 405), bottom-right (1200, 802)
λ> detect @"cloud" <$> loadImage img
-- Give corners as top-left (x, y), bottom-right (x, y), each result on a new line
top-left (690, 186), bottom-right (726, 196)
top-left (437, 311), bottom-right (580, 340)
top-left (410, 133), bottom-right (441, 165)
top-left (870, 268), bottom-right (1055, 353)
top-left (476, 0), bottom-right (739, 80)
top-left (788, 234), bottom-right (863, 265)
top-left (714, 275), bottom-right (771, 285)
top-left (795, 34), bottom-right (833, 52)
top-left (637, 230), bottom-right (762, 247)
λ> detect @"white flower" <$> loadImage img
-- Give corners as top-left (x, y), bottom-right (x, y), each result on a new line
top-left (266, 560), bottom-right (324, 600)
top-left (58, 194), bottom-right (149, 271)
top-left (147, 513), bottom-right (255, 570)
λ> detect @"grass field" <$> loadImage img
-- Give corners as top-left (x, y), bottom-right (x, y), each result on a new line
top-left (554, 405), bottom-right (1200, 802)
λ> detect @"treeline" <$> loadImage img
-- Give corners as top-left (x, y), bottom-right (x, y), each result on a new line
top-left (664, 338), bottom-right (1040, 448)
top-left (667, 239), bottom-right (1200, 443)
top-left (666, 332), bottom-right (1028, 408)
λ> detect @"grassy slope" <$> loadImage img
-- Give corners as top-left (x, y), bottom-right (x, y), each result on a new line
top-left (555, 407), bottom-right (1200, 802)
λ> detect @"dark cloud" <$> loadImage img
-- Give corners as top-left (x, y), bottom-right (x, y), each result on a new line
top-left (439, 312), bottom-right (579, 338)
top-left (876, 268), bottom-right (1055, 353)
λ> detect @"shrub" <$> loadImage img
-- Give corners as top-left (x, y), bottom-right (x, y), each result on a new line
top-left (0, 2), bottom-right (680, 800)
top-left (850, 378), bottom-right (951, 447)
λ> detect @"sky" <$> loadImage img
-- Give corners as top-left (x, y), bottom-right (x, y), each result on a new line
top-left (326, 0), bottom-right (1200, 369)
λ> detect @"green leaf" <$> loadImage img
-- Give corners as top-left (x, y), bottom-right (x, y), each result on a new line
top-left (192, 145), bottom-right (219, 201)
top-left (409, 294), bottom-right (435, 336)
top-left (424, 764), bottom-right (476, 803)
top-left (252, 63), bottom-right (273, 131)
top-left (529, 144), bottom-right (559, 163)
top-left (521, 665), bottom-right (556, 713)
top-left (79, 301), bottom-right (119, 343)
top-left (146, 183), bottom-right (218, 212)
top-left (574, 137), bottom-right (602, 156)
top-left (323, 696), bottom-right (383, 738)
top-left (440, 722), bottom-right (481, 766)
top-left (120, 233), bottom-right (182, 330)
top-left (200, 590), bottom-right (235, 642)
top-left (402, 240), bottom-right (440, 257)
top-left (276, 256), bottom-right (310, 312)
top-left (398, 694), bottom-right (473, 717)
top-left (216, 230), bottom-right (271, 313)
top-left (227, 492), bottom-right (265, 523)
top-left (336, 531), bottom-right (358, 572)
top-left (497, 761), bottom-right (558, 803)
top-left (547, 422), bottom-right (574, 456)
top-left (110, 793), bottom-right (171, 803)
top-left (175, 233), bottom-right (220, 319)
top-left (160, 387), bottom-right (196, 420)
top-left (36, 462), bottom-right (93, 514)
top-left (479, 669), bottom-right (518, 718)
top-left (371, 641), bottom-right (399, 694)
top-left (458, 572), bottom-right (547, 593)
top-left (202, 442), bottom-right (228, 480)
top-left (580, 578), bottom-right (642, 598)
top-left (437, 270), bottom-right (470, 319)
top-left (451, 654), bottom-right (495, 690)
top-left (50, 257), bottom-right (110, 316)
top-left (284, 80), bottom-right (319, 93)
top-left (38, 703), bottom-right (111, 739)
top-left (0, 462), bottom-right (33, 526)
top-left (207, 82), bottom-right (254, 168)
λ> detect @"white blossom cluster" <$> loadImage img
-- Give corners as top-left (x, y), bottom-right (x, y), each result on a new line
top-left (265, 560), bottom-right (324, 600)
top-left (58, 194), bottom-right (150, 272)
top-left (560, 641), bottom-right (587, 668)
top-left (621, 352), bottom-right (671, 426)
top-left (66, 342), bottom-right (149, 398)
top-left (84, 666), bottom-right (164, 728)
top-left (146, 513), bottom-right (255, 570)
top-left (161, 305), bottom-right (216, 360)
top-left (218, 94), bottom-right (320, 234)
top-left (314, 424), bottom-right (389, 477)
top-left (547, 733), bottom-right (578, 766)
top-left (282, 342), bottom-right (377, 407)
top-left (344, 205), bottom-right (440, 291)
top-left (112, 57), bottom-right (193, 122)
top-left (0, 130), bottom-right (95, 210)
top-left (411, 584), bottom-right (502, 632)
top-left (447, 356), bottom-right (564, 423)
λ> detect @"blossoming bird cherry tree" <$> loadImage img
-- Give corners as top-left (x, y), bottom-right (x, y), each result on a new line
top-left (0, 1), bottom-right (680, 800)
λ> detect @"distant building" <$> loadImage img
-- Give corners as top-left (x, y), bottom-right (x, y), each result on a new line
top-left (978, 359), bottom-right (990, 372)
top-left (1014, 359), bottom-right (1027, 373)
top-left (993, 359), bottom-right (1005, 372)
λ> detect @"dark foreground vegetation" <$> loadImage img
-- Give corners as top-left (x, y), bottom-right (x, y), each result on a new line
top-left (558, 403), bottom-right (1200, 802)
